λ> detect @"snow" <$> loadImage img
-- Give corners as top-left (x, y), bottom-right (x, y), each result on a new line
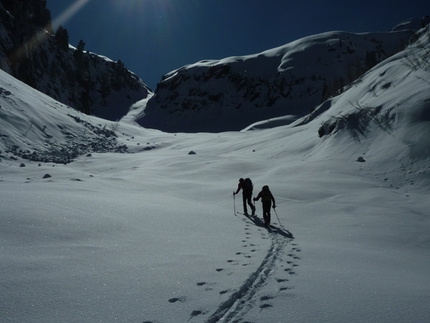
top-left (1, 27), bottom-right (430, 323)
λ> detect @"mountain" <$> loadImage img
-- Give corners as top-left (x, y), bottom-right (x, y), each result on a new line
top-left (0, 0), bottom-right (151, 121)
top-left (137, 17), bottom-right (429, 133)
top-left (1, 20), bottom-right (429, 180)
top-left (1, 21), bottom-right (430, 323)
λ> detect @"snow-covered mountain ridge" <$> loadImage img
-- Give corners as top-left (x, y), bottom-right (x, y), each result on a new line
top-left (1, 23), bottom-right (429, 186)
top-left (0, 1), bottom-right (151, 121)
top-left (138, 17), bottom-right (429, 133)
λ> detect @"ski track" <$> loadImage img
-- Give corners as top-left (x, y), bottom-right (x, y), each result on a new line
top-left (202, 215), bottom-right (298, 323)
top-left (143, 214), bottom-right (298, 323)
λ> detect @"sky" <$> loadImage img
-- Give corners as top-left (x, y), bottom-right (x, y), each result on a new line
top-left (47, 0), bottom-right (430, 90)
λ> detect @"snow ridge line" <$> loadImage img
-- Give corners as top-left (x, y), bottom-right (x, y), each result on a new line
top-left (205, 232), bottom-right (285, 323)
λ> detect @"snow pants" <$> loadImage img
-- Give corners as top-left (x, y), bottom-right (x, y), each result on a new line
top-left (242, 191), bottom-right (255, 215)
top-left (262, 200), bottom-right (272, 226)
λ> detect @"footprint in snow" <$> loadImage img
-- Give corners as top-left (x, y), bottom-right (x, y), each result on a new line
top-left (288, 253), bottom-right (301, 260)
top-left (197, 281), bottom-right (214, 291)
top-left (284, 268), bottom-right (296, 275)
top-left (168, 296), bottom-right (186, 303)
top-left (286, 261), bottom-right (299, 267)
top-left (260, 303), bottom-right (273, 310)
top-left (190, 310), bottom-right (203, 317)
top-left (276, 278), bottom-right (289, 283)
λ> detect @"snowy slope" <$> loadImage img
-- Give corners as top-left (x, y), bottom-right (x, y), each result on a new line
top-left (1, 25), bottom-right (430, 323)
top-left (0, 70), bottom-right (130, 164)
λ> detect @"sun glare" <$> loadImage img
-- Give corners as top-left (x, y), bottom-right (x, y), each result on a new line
top-left (51, 0), bottom-right (92, 28)
top-left (4, 0), bottom-right (92, 68)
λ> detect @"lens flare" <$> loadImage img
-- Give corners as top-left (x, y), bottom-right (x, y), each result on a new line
top-left (51, 0), bottom-right (92, 28)
top-left (4, 0), bottom-right (92, 68)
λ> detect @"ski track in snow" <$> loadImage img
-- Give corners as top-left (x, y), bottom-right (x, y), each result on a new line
top-left (186, 214), bottom-right (298, 323)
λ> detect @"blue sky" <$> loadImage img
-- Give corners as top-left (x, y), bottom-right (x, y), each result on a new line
top-left (47, 0), bottom-right (430, 89)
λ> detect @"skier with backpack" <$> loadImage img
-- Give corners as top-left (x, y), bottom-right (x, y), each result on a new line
top-left (233, 178), bottom-right (255, 216)
top-left (254, 185), bottom-right (276, 227)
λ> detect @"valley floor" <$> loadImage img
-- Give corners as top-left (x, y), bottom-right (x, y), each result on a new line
top-left (1, 126), bottom-right (429, 322)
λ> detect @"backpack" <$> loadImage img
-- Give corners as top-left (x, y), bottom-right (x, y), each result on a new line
top-left (244, 178), bottom-right (253, 191)
top-left (261, 185), bottom-right (272, 201)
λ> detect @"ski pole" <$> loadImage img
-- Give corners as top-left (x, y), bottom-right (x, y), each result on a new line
top-left (273, 207), bottom-right (283, 228)
top-left (233, 193), bottom-right (236, 215)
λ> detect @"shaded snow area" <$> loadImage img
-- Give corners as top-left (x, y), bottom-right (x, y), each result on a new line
top-left (138, 28), bottom-right (415, 133)
top-left (2, 29), bottom-right (430, 323)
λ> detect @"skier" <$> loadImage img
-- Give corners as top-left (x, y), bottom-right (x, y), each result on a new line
top-left (233, 178), bottom-right (255, 216)
top-left (254, 185), bottom-right (276, 227)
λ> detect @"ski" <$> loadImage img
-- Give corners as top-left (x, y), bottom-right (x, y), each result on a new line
top-left (236, 211), bottom-right (256, 217)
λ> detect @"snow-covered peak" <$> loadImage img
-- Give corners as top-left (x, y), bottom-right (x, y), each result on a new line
top-left (137, 27), bottom-right (417, 133)
top-left (392, 15), bottom-right (430, 31)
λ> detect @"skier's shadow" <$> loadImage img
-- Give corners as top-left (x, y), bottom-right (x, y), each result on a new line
top-left (244, 214), bottom-right (294, 239)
